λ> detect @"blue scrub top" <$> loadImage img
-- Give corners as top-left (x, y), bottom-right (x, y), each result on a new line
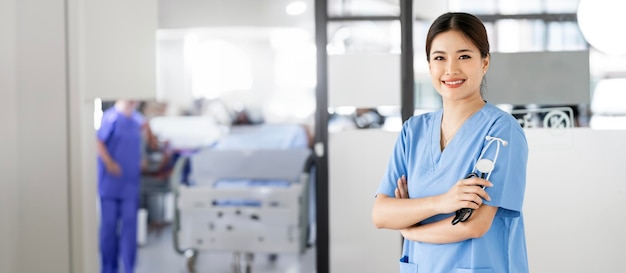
top-left (97, 107), bottom-right (145, 200)
top-left (377, 103), bottom-right (529, 273)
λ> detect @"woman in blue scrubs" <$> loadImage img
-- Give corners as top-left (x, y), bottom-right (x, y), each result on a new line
top-left (372, 12), bottom-right (529, 273)
top-left (97, 100), bottom-right (146, 273)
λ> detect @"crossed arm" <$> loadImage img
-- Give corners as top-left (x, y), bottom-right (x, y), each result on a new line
top-left (372, 176), bottom-right (498, 244)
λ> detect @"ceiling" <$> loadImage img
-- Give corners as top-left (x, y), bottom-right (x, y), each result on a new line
top-left (158, 0), bottom-right (446, 30)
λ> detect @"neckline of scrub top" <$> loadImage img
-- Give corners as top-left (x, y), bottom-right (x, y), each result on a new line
top-left (112, 106), bottom-right (135, 120)
top-left (430, 104), bottom-right (486, 165)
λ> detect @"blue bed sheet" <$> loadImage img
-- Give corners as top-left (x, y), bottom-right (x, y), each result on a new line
top-left (212, 124), bottom-right (309, 150)
top-left (212, 179), bottom-right (291, 207)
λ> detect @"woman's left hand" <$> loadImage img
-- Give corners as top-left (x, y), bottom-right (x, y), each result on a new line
top-left (394, 175), bottom-right (409, 199)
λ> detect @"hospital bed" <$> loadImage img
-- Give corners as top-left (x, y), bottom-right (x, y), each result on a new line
top-left (141, 116), bottom-right (311, 218)
top-left (171, 148), bottom-right (314, 273)
top-left (151, 117), bottom-right (315, 273)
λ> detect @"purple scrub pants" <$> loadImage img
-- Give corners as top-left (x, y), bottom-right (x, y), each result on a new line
top-left (99, 197), bottom-right (138, 273)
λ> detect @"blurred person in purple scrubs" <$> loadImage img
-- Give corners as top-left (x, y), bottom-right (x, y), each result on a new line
top-left (96, 100), bottom-right (146, 273)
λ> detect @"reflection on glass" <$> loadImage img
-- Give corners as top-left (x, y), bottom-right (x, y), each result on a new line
top-left (446, 0), bottom-right (584, 53)
top-left (590, 78), bottom-right (626, 129)
top-left (448, 0), bottom-right (498, 15)
top-left (546, 22), bottom-right (586, 51)
top-left (545, 0), bottom-right (580, 13)
top-left (328, 21), bottom-right (401, 54)
top-left (414, 80), bottom-right (441, 111)
top-left (484, 22), bottom-right (495, 52)
top-left (286, 1), bottom-right (308, 16)
top-left (449, 0), bottom-right (581, 14)
top-left (328, 106), bottom-right (402, 132)
top-left (328, 0), bottom-right (399, 17)
top-left (497, 0), bottom-right (542, 14)
top-left (412, 20), bottom-right (432, 63)
top-left (495, 19), bottom-right (545, 52)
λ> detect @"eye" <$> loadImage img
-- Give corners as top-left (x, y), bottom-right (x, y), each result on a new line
top-left (459, 55), bottom-right (471, 60)
top-left (433, 56), bottom-right (444, 61)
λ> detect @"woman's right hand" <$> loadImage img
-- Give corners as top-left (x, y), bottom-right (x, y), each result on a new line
top-left (437, 176), bottom-right (492, 214)
top-left (105, 160), bottom-right (122, 176)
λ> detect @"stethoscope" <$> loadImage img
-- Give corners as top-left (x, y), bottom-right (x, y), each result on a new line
top-left (451, 135), bottom-right (509, 225)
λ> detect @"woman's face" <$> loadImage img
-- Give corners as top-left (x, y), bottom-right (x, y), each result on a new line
top-left (428, 30), bottom-right (489, 102)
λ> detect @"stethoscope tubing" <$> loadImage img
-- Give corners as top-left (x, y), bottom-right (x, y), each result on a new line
top-left (452, 136), bottom-right (507, 225)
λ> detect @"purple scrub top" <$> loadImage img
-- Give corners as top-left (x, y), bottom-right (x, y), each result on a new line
top-left (97, 107), bottom-right (145, 200)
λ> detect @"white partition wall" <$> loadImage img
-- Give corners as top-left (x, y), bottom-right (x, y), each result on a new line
top-left (524, 128), bottom-right (626, 272)
top-left (328, 54), bottom-right (401, 107)
top-left (329, 130), bottom-right (401, 273)
top-left (0, 1), bottom-right (18, 272)
top-left (83, 0), bottom-right (157, 100)
top-left (69, 0), bottom-right (158, 271)
top-left (0, 0), bottom-right (71, 272)
top-left (486, 51), bottom-right (590, 105)
top-left (328, 51), bottom-right (402, 272)
top-left (0, 0), bottom-right (159, 272)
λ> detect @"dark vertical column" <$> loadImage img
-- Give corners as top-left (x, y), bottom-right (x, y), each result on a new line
top-left (314, 0), bottom-right (330, 273)
top-left (398, 0), bottom-right (414, 253)
top-left (400, 0), bottom-right (414, 122)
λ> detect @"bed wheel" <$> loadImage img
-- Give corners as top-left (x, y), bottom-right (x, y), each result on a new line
top-left (268, 253), bottom-right (278, 263)
top-left (185, 249), bottom-right (197, 273)
top-left (232, 252), bottom-right (254, 273)
top-left (232, 252), bottom-right (241, 273)
top-left (245, 252), bottom-right (254, 273)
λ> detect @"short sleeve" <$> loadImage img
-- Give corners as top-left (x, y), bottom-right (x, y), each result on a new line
top-left (132, 111), bottom-right (146, 126)
top-left (97, 110), bottom-right (117, 142)
top-left (375, 121), bottom-right (410, 197)
top-left (481, 117), bottom-right (528, 217)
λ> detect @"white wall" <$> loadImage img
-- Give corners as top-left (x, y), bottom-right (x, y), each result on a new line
top-left (0, 0), bottom-right (18, 272)
top-left (524, 128), bottom-right (626, 272)
top-left (74, 102), bottom-right (100, 273)
top-left (329, 130), bottom-right (401, 273)
top-left (0, 0), bottom-right (72, 272)
top-left (68, 0), bottom-right (158, 272)
top-left (17, 0), bottom-right (72, 270)
top-left (0, 0), bottom-right (157, 272)
top-left (83, 0), bottom-right (157, 101)
top-left (67, 0), bottom-right (101, 271)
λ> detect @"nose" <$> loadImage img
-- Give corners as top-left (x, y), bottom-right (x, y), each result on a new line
top-left (445, 60), bottom-right (459, 75)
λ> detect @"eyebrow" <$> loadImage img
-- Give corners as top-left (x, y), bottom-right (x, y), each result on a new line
top-left (431, 49), bottom-right (474, 55)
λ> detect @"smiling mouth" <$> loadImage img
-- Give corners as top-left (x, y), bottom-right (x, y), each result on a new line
top-left (443, 80), bottom-right (465, 85)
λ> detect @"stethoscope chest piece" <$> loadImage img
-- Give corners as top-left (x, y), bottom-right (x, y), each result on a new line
top-left (475, 158), bottom-right (494, 174)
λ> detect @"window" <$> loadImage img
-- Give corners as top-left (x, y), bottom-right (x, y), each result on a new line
top-left (184, 34), bottom-right (253, 99)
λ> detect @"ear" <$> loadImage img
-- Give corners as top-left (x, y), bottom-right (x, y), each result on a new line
top-left (482, 53), bottom-right (490, 74)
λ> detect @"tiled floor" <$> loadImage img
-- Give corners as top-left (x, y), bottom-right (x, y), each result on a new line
top-left (135, 225), bottom-right (317, 273)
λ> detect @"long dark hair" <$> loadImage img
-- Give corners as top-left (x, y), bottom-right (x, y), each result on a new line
top-left (425, 12), bottom-right (490, 62)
